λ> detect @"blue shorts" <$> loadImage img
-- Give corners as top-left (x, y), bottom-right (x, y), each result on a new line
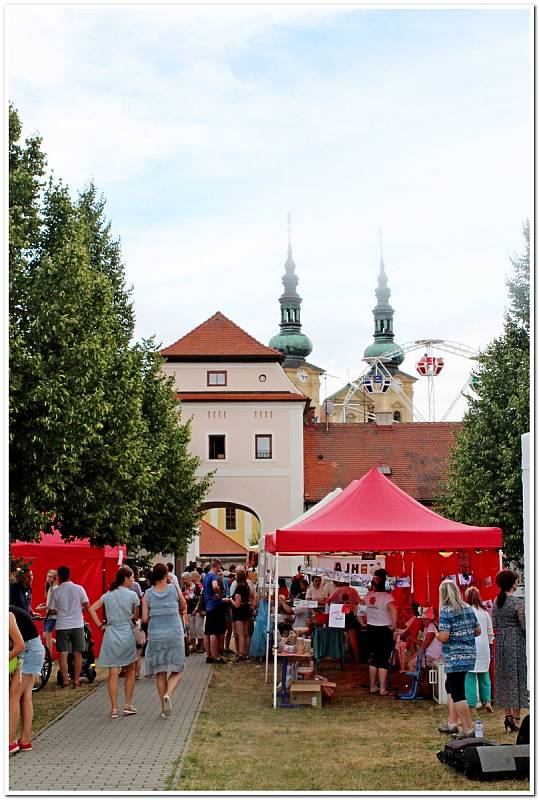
top-left (20, 636), bottom-right (45, 675)
top-left (44, 617), bottom-right (56, 633)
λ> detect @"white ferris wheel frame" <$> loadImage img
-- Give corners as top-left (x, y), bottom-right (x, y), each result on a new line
top-left (339, 339), bottom-right (480, 423)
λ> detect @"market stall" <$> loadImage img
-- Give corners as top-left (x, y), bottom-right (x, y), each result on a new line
top-left (11, 529), bottom-right (126, 653)
top-left (264, 467), bottom-right (503, 708)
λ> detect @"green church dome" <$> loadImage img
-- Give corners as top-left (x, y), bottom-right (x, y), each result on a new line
top-left (363, 340), bottom-right (404, 366)
top-left (270, 332), bottom-right (312, 359)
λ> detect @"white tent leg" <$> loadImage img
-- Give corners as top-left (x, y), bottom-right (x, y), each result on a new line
top-left (273, 554), bottom-right (279, 708)
top-left (265, 569), bottom-right (272, 683)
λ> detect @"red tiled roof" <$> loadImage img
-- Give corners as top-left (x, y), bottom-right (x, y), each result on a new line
top-left (176, 391), bottom-right (309, 402)
top-left (304, 422), bottom-right (461, 505)
top-left (161, 311), bottom-right (284, 362)
top-left (199, 520), bottom-right (248, 556)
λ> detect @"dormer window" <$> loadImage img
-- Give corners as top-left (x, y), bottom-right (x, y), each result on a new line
top-left (207, 370), bottom-right (227, 386)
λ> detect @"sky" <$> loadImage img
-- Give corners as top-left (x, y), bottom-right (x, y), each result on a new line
top-left (7, 4), bottom-right (532, 421)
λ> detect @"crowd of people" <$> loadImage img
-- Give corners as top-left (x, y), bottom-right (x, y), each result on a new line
top-left (8, 557), bottom-right (258, 754)
top-left (8, 558), bottom-right (528, 755)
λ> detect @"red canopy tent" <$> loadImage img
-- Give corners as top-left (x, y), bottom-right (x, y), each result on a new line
top-left (264, 468), bottom-right (503, 707)
top-left (265, 467), bottom-right (502, 554)
top-left (11, 530), bottom-right (127, 653)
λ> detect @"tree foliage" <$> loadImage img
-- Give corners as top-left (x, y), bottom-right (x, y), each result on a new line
top-left (9, 105), bottom-right (211, 555)
top-left (437, 222), bottom-right (530, 563)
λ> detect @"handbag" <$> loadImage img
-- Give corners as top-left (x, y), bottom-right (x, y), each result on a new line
top-left (184, 634), bottom-right (190, 657)
top-left (133, 624), bottom-right (146, 647)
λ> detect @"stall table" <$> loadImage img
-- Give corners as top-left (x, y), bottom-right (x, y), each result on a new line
top-left (312, 627), bottom-right (345, 671)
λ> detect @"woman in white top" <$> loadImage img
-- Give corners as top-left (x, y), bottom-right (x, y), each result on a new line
top-left (360, 569), bottom-right (398, 695)
top-left (464, 586), bottom-right (494, 712)
top-left (305, 576), bottom-right (326, 605)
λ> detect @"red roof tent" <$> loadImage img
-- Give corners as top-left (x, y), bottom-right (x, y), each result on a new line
top-left (11, 530), bottom-right (126, 654)
top-left (265, 467), bottom-right (502, 554)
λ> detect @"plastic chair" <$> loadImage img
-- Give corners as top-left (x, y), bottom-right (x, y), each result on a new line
top-left (398, 650), bottom-right (427, 700)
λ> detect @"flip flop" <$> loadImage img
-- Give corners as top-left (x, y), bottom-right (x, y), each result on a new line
top-left (123, 706), bottom-right (137, 716)
top-left (110, 709), bottom-right (118, 719)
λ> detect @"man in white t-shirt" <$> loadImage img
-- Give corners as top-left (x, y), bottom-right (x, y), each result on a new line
top-left (166, 562), bottom-right (180, 588)
top-left (48, 565), bottom-right (89, 688)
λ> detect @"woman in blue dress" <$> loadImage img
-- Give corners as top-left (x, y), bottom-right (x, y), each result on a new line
top-left (141, 562), bottom-right (187, 718)
top-left (88, 566), bottom-right (139, 719)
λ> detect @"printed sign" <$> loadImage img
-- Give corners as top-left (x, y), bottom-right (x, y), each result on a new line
top-left (329, 603), bottom-right (346, 629)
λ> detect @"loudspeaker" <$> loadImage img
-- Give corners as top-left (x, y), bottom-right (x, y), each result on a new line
top-left (463, 744), bottom-right (530, 782)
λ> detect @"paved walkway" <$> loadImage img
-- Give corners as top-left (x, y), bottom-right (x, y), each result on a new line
top-left (9, 651), bottom-right (212, 793)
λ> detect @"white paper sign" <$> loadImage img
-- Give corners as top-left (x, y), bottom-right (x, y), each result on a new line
top-left (329, 603), bottom-right (345, 628)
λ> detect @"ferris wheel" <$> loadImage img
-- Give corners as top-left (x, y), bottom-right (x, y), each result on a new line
top-left (339, 339), bottom-right (481, 423)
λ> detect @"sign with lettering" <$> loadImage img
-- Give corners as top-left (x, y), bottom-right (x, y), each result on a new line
top-left (317, 556), bottom-right (386, 577)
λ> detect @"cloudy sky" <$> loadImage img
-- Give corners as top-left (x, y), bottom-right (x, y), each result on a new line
top-left (8, 5), bottom-right (531, 420)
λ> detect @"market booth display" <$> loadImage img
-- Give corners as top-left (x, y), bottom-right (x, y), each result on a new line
top-left (264, 467), bottom-right (503, 708)
top-left (11, 529), bottom-right (126, 654)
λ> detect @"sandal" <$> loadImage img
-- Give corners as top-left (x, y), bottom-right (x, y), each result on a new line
top-left (123, 706), bottom-right (137, 716)
top-left (110, 709), bottom-right (118, 719)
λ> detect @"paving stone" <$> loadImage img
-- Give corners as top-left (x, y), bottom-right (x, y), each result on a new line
top-left (9, 651), bottom-right (211, 792)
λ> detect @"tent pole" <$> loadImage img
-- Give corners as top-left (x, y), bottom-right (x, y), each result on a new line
top-left (265, 568), bottom-right (272, 683)
top-left (273, 554), bottom-right (279, 709)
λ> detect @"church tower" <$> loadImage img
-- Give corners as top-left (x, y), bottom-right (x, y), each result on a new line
top-left (363, 236), bottom-right (405, 370)
top-left (324, 237), bottom-right (416, 423)
top-left (269, 216), bottom-right (324, 418)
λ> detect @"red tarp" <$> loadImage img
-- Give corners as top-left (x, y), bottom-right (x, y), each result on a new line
top-left (11, 530), bottom-right (126, 653)
top-left (264, 467), bottom-right (502, 554)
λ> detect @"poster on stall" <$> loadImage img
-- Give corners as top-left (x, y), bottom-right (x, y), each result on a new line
top-left (329, 604), bottom-right (345, 628)
top-left (317, 556), bottom-right (386, 581)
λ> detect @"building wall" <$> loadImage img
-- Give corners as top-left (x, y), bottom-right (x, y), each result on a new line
top-left (284, 366), bottom-right (322, 419)
top-left (162, 361), bottom-right (299, 394)
top-left (202, 507), bottom-right (261, 548)
top-left (165, 359), bottom-right (306, 541)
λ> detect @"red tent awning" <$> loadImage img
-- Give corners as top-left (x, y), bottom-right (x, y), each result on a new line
top-left (264, 467), bottom-right (502, 554)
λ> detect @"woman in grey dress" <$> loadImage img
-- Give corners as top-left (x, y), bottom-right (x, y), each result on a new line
top-left (89, 566), bottom-right (139, 718)
top-left (492, 569), bottom-right (528, 732)
top-left (141, 562), bottom-right (187, 718)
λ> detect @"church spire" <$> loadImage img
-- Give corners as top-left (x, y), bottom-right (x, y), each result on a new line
top-left (363, 233), bottom-right (404, 369)
top-left (269, 214), bottom-right (313, 366)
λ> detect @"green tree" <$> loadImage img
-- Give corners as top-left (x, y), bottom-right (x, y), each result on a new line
top-left (437, 223), bottom-right (530, 564)
top-left (128, 341), bottom-right (213, 555)
top-left (9, 107), bottom-right (211, 555)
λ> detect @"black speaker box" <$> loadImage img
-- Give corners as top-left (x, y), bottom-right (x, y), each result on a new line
top-left (463, 744), bottom-right (530, 781)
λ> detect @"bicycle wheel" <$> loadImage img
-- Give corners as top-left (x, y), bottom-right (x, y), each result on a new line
top-left (33, 645), bottom-right (52, 692)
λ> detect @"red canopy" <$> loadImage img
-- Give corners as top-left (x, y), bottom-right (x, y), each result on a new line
top-left (264, 467), bottom-right (502, 554)
top-left (11, 530), bottom-right (127, 653)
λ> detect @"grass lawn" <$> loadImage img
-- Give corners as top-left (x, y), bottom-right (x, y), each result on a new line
top-left (29, 666), bottom-right (107, 736)
top-left (177, 660), bottom-right (529, 792)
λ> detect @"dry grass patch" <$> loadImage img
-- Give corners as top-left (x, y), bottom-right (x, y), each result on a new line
top-left (178, 660), bottom-right (529, 792)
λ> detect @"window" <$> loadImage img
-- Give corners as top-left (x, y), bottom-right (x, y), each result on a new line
top-left (207, 371), bottom-right (227, 386)
top-left (225, 507), bottom-right (236, 530)
top-left (393, 410), bottom-right (401, 422)
top-left (209, 435), bottom-right (226, 460)
top-left (255, 434), bottom-right (272, 459)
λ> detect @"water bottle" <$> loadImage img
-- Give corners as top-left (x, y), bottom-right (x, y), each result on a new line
top-left (475, 718), bottom-right (484, 739)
